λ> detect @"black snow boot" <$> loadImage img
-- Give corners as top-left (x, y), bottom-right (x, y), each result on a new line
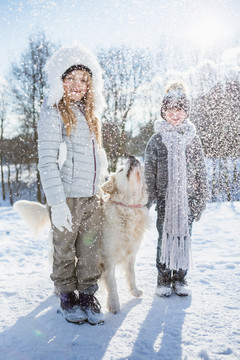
top-left (156, 264), bottom-right (172, 297)
top-left (172, 269), bottom-right (190, 296)
top-left (60, 291), bottom-right (87, 324)
top-left (79, 292), bottom-right (105, 325)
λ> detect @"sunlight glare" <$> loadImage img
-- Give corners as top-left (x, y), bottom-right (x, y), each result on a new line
top-left (184, 14), bottom-right (232, 50)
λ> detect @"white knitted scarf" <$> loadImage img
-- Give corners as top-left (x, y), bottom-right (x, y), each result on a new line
top-left (154, 119), bottom-right (196, 270)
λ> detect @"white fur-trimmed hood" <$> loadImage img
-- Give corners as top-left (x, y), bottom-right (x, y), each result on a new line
top-left (45, 44), bottom-right (106, 115)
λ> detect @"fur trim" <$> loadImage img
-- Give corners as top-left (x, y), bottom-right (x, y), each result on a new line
top-left (45, 44), bottom-right (106, 115)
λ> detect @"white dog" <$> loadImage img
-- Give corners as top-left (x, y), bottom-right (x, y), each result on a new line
top-left (100, 156), bottom-right (149, 313)
top-left (13, 156), bottom-right (149, 313)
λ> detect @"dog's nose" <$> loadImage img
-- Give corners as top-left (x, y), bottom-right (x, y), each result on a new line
top-left (126, 156), bottom-right (140, 178)
top-left (128, 156), bottom-right (139, 166)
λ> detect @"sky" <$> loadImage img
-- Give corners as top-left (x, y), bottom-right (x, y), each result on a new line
top-left (0, 0), bottom-right (240, 78)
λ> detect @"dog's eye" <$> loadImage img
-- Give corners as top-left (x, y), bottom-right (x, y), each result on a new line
top-left (118, 168), bottom-right (123, 173)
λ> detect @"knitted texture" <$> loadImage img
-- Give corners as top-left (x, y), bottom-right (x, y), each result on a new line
top-left (155, 119), bottom-right (196, 270)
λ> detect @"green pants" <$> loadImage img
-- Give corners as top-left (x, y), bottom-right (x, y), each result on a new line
top-left (49, 196), bottom-right (103, 294)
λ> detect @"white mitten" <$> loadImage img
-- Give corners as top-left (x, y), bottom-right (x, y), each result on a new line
top-left (51, 202), bottom-right (73, 232)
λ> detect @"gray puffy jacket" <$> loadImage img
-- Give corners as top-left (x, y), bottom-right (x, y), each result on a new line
top-left (144, 132), bottom-right (209, 220)
top-left (38, 102), bottom-right (100, 206)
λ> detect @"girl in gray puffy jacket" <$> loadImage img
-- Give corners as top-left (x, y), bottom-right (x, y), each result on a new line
top-left (38, 45), bottom-right (108, 325)
top-left (144, 81), bottom-right (208, 298)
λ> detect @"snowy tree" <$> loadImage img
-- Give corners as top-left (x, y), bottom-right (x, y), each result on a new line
top-left (98, 47), bottom-right (152, 171)
top-left (0, 79), bottom-right (9, 202)
top-left (191, 79), bottom-right (240, 201)
top-left (10, 31), bottom-right (56, 202)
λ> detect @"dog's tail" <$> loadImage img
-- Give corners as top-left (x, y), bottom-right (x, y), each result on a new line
top-left (13, 200), bottom-right (50, 237)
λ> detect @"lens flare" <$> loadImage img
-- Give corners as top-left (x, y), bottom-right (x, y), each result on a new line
top-left (33, 329), bottom-right (42, 336)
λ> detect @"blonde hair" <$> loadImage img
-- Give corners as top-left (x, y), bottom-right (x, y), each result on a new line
top-left (57, 70), bottom-right (102, 146)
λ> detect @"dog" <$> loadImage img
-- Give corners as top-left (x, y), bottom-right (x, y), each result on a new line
top-left (100, 156), bottom-right (149, 313)
top-left (13, 156), bottom-right (149, 313)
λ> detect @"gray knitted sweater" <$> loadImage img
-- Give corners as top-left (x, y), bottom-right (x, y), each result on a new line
top-left (38, 102), bottom-right (100, 207)
top-left (144, 131), bottom-right (208, 220)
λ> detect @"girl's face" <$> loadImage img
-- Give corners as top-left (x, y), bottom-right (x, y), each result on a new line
top-left (164, 108), bottom-right (187, 126)
top-left (63, 70), bottom-right (88, 102)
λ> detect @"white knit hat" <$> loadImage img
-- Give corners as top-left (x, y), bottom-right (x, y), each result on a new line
top-left (45, 44), bottom-right (106, 116)
top-left (161, 81), bottom-right (190, 119)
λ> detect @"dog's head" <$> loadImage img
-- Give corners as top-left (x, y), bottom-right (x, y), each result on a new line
top-left (101, 156), bottom-right (148, 205)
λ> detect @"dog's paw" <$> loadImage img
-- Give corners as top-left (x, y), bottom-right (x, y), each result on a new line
top-left (131, 288), bottom-right (143, 297)
top-left (108, 304), bottom-right (120, 314)
top-left (107, 299), bottom-right (120, 314)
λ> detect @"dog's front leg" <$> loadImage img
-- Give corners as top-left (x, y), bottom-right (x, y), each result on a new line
top-left (124, 256), bottom-right (143, 297)
top-left (103, 264), bottom-right (120, 314)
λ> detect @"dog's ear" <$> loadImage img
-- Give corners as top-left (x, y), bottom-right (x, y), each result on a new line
top-left (101, 175), bottom-right (116, 194)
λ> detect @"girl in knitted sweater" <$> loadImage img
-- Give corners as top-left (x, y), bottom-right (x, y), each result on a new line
top-left (144, 81), bottom-right (208, 297)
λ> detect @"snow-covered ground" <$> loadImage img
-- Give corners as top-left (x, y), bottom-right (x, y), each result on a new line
top-left (0, 202), bottom-right (240, 360)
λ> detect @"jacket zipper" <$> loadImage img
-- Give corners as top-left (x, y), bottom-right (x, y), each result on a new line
top-left (92, 138), bottom-right (96, 195)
